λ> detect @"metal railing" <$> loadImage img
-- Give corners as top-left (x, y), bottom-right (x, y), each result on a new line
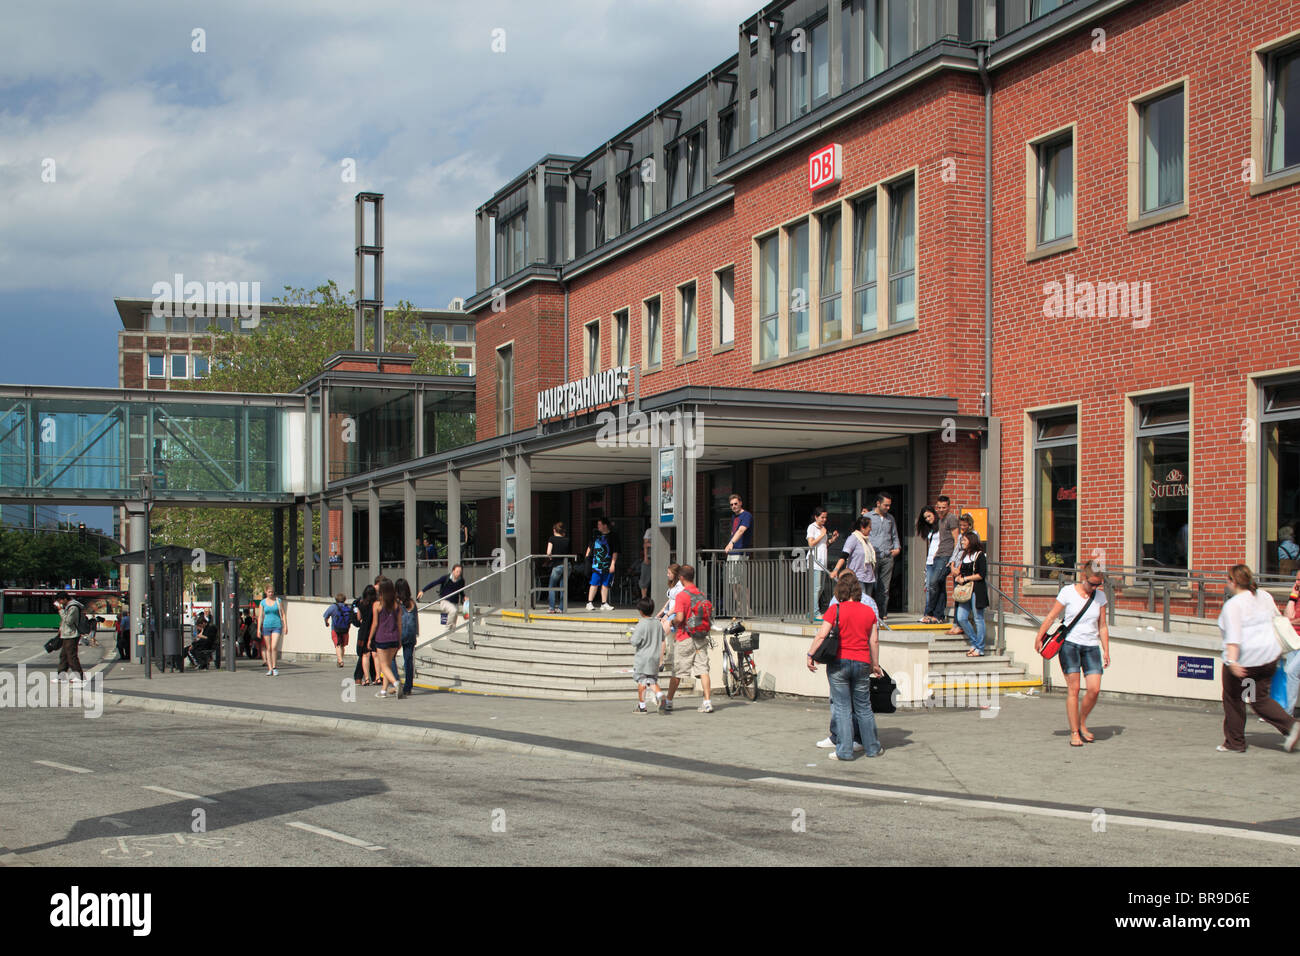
top-left (698, 548), bottom-right (817, 623)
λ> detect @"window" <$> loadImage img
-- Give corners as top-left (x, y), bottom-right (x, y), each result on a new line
top-left (644, 297), bottom-right (662, 368)
top-left (497, 211), bottom-right (528, 278)
top-left (1267, 45), bottom-right (1300, 175)
top-left (147, 354), bottom-right (164, 378)
top-left (679, 282), bottom-right (697, 359)
top-left (1140, 87), bottom-right (1185, 213)
top-left (719, 109), bottom-right (737, 160)
top-left (216, 315), bottom-right (233, 333)
top-left (714, 267), bottom-right (735, 348)
top-left (887, 178), bottom-right (916, 324)
top-left (1135, 393), bottom-right (1190, 570)
top-left (593, 185), bottom-right (607, 247)
top-left (452, 325), bottom-right (469, 342)
top-left (1032, 0), bottom-right (1063, 14)
top-left (614, 309), bottom-right (630, 367)
top-left (640, 158), bottom-right (654, 223)
top-left (1033, 410), bottom-right (1078, 574)
top-left (791, 29), bottom-right (810, 118)
top-left (495, 345), bottom-right (514, 435)
top-left (819, 209), bottom-right (842, 344)
top-left (852, 197), bottom-right (877, 334)
top-left (668, 129), bottom-right (704, 207)
top-left (812, 19), bottom-right (830, 105)
top-left (1262, 379), bottom-right (1300, 575)
top-left (758, 233), bottom-right (779, 361)
top-left (789, 19), bottom-right (831, 121)
top-left (457, 363), bottom-right (472, 376)
top-left (147, 312), bottom-right (166, 332)
top-left (887, 0), bottom-right (912, 68)
top-left (171, 354), bottom-right (188, 379)
top-left (431, 324), bottom-right (447, 340)
top-left (168, 314), bottom-right (190, 333)
top-left (585, 320), bottom-right (600, 375)
top-left (1037, 135), bottom-right (1074, 245)
top-left (618, 172), bottom-right (633, 233)
top-left (193, 356), bottom-right (210, 379)
top-left (787, 220), bottom-right (810, 352)
top-left (749, 90), bottom-right (759, 144)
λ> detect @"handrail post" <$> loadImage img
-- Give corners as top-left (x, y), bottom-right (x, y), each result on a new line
top-left (467, 608), bottom-right (475, 650)
top-left (996, 602), bottom-right (1005, 657)
top-left (1146, 572), bottom-right (1155, 613)
top-left (1162, 583), bottom-right (1170, 632)
top-left (1195, 575), bottom-right (1205, 618)
top-left (1106, 579), bottom-right (1116, 625)
top-left (1012, 566), bottom-right (1020, 605)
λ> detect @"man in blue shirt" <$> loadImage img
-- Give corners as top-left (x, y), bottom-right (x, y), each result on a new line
top-left (724, 493), bottom-right (753, 617)
top-left (867, 493), bottom-right (901, 620)
top-left (417, 564), bottom-right (467, 628)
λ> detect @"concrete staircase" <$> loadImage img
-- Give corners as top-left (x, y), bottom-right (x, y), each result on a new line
top-left (416, 611), bottom-right (699, 701)
top-left (889, 621), bottom-right (1040, 690)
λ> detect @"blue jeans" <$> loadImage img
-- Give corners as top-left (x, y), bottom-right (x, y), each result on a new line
top-left (827, 659), bottom-right (883, 760)
top-left (924, 562), bottom-right (949, 620)
top-left (400, 642), bottom-right (415, 693)
top-left (955, 602), bottom-right (985, 653)
top-left (548, 565), bottom-right (566, 611)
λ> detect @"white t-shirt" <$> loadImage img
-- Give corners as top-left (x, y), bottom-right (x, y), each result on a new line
top-left (806, 522), bottom-right (828, 569)
top-left (662, 581), bottom-right (684, 618)
top-left (925, 530), bottom-right (941, 565)
top-left (1056, 584), bottom-right (1107, 647)
top-left (1218, 589), bottom-right (1283, 668)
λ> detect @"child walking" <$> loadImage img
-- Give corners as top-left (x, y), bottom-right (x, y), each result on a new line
top-left (323, 592), bottom-right (352, 667)
top-left (630, 597), bottom-right (666, 714)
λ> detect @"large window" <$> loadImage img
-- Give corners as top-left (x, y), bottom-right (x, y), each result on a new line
top-left (1135, 393), bottom-right (1190, 570)
top-left (887, 177), bottom-right (916, 324)
top-left (678, 282), bottom-right (697, 359)
top-left (171, 354), bottom-right (188, 379)
top-left (787, 220), bottom-right (810, 352)
top-left (147, 354), bottom-right (164, 378)
top-left (585, 320), bottom-right (600, 376)
top-left (1036, 134), bottom-right (1074, 245)
top-left (614, 308), bottom-right (630, 367)
top-left (1140, 87), bottom-right (1185, 213)
top-left (1267, 45), bottom-right (1300, 175)
top-left (714, 267), bottom-right (735, 348)
top-left (789, 18), bottom-right (831, 120)
top-left (819, 208), bottom-right (842, 344)
top-left (887, 0), bottom-right (912, 68)
top-left (644, 296), bottom-right (662, 368)
top-left (495, 345), bottom-right (514, 435)
top-left (1033, 411), bottom-right (1078, 573)
top-left (1262, 379), bottom-right (1300, 575)
top-left (852, 197), bottom-right (877, 334)
top-left (668, 128), bottom-right (705, 207)
top-left (758, 233), bottom-right (779, 361)
top-left (497, 210), bottom-right (528, 279)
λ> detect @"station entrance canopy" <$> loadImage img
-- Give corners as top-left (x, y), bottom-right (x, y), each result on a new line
top-left (0, 386), bottom-right (306, 506)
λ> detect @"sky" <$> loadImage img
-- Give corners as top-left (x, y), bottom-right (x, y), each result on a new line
top-left (0, 0), bottom-right (759, 388)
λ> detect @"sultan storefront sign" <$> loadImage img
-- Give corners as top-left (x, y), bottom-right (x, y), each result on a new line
top-left (537, 366), bottom-right (631, 422)
top-left (1149, 467), bottom-right (1189, 508)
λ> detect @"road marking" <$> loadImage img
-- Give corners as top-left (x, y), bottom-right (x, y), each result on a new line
top-left (286, 821), bottom-right (384, 851)
top-left (750, 777), bottom-right (1300, 847)
top-left (33, 760), bottom-right (93, 774)
top-left (142, 786), bottom-right (216, 803)
top-left (18, 648), bottom-right (53, 665)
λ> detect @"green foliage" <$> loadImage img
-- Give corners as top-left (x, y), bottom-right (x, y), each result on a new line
top-left (0, 527), bottom-right (115, 588)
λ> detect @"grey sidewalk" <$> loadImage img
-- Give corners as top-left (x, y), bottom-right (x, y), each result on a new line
top-left (88, 654), bottom-right (1300, 840)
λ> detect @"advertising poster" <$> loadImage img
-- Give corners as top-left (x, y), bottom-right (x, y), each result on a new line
top-left (505, 475), bottom-right (517, 537)
top-left (659, 448), bottom-right (676, 526)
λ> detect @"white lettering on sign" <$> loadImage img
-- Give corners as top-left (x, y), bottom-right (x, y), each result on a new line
top-left (537, 367), bottom-right (631, 422)
top-left (808, 144), bottom-right (843, 192)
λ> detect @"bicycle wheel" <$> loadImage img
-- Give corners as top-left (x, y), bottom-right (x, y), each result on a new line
top-left (741, 653), bottom-right (759, 701)
top-left (722, 651), bottom-right (739, 698)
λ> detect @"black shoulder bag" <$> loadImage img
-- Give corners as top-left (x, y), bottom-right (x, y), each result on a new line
top-left (811, 605), bottom-right (841, 664)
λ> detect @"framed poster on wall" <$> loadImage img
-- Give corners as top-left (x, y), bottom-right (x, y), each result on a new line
top-left (505, 475), bottom-right (517, 537)
top-left (659, 448), bottom-right (676, 526)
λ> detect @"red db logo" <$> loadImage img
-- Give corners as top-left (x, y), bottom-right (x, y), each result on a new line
top-left (808, 144), bottom-right (843, 192)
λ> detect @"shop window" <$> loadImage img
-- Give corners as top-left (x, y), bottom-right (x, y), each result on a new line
top-left (757, 233), bottom-right (779, 361)
top-left (1033, 410), bottom-right (1078, 574)
top-left (1262, 379), bottom-right (1300, 575)
top-left (1135, 392), bottom-right (1190, 570)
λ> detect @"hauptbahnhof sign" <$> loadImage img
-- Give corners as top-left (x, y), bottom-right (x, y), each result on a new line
top-left (537, 366), bottom-right (631, 422)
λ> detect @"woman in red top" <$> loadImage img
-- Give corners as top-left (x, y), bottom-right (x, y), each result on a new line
top-left (807, 575), bottom-right (884, 761)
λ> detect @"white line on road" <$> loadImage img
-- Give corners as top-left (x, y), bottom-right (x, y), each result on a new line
top-left (286, 821), bottom-right (384, 851)
top-left (142, 786), bottom-right (216, 804)
top-left (33, 760), bottom-right (93, 774)
top-left (750, 777), bottom-right (1300, 848)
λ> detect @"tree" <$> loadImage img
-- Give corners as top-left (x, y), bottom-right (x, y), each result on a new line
top-left (157, 282), bottom-right (463, 592)
top-left (0, 528), bottom-right (114, 588)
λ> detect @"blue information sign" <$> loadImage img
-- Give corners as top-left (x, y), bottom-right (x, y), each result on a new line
top-left (1176, 656), bottom-right (1214, 680)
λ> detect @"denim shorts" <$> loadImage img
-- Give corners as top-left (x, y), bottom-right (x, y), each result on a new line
top-left (1059, 640), bottom-right (1103, 676)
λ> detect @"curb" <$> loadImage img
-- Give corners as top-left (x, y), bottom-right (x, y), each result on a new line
top-left (103, 692), bottom-right (663, 777)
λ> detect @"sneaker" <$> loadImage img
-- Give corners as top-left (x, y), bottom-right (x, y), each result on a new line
top-left (656, 692), bottom-right (666, 714)
top-left (663, 699), bottom-right (673, 714)
top-left (600, 603), bottom-right (614, 611)
top-left (69, 678), bottom-right (85, 687)
top-left (396, 683), bottom-right (405, 700)
top-left (265, 669), bottom-right (274, 676)
top-left (585, 602), bottom-right (595, 612)
top-left (698, 700), bottom-right (713, 713)
top-left (853, 742), bottom-right (865, 753)
top-left (827, 752), bottom-right (845, 761)
top-left (376, 690), bottom-right (388, 698)
top-left (1285, 722), bottom-right (1300, 754)
top-left (271, 668), bottom-right (279, 676)
top-left (635, 704), bottom-right (647, 714)
top-left (815, 737), bottom-right (834, 748)
top-left (1215, 744), bottom-right (1245, 753)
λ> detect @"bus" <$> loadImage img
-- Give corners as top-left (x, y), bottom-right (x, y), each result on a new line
top-left (0, 589), bottom-right (123, 630)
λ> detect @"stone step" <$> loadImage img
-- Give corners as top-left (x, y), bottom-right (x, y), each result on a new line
top-left (454, 630), bottom-right (633, 656)
top-left (425, 641), bottom-right (636, 670)
top-left (420, 649), bottom-right (639, 680)
top-left (418, 667), bottom-right (702, 701)
top-left (419, 653), bottom-right (657, 690)
top-left (927, 662), bottom-right (1028, 677)
top-left (929, 652), bottom-right (1016, 664)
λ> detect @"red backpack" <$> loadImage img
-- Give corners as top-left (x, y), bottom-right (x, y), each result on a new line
top-left (683, 588), bottom-right (713, 639)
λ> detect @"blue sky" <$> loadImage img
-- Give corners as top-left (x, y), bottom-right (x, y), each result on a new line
top-left (0, 0), bottom-right (759, 389)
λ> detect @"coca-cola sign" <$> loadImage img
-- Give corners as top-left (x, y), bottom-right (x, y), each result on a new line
top-left (1149, 467), bottom-right (1189, 499)
top-left (1056, 486), bottom-right (1077, 501)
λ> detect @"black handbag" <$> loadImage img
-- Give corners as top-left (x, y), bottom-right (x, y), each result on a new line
top-left (870, 667), bottom-right (897, 714)
top-left (44, 635), bottom-right (63, 653)
top-left (810, 605), bottom-right (841, 664)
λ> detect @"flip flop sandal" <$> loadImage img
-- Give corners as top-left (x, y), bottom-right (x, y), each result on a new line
top-left (1070, 732), bottom-right (1084, 747)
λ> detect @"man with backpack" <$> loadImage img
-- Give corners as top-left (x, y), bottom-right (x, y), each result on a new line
top-left (323, 592), bottom-right (352, 667)
top-left (662, 564), bottom-right (713, 714)
top-left (54, 591), bottom-right (88, 685)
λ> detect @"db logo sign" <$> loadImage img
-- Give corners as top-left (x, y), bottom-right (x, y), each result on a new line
top-left (808, 144), bottom-right (843, 192)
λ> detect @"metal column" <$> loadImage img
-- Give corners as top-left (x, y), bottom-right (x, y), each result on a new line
top-left (272, 507), bottom-right (285, 596)
top-left (447, 468), bottom-right (462, 568)
top-left (404, 474), bottom-right (418, 589)
top-left (127, 503), bottom-right (146, 663)
top-left (368, 484), bottom-right (381, 584)
top-left (342, 491), bottom-right (355, 597)
top-left (301, 499), bottom-right (315, 597)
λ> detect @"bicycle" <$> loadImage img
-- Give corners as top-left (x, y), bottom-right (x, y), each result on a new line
top-left (720, 618), bottom-right (760, 701)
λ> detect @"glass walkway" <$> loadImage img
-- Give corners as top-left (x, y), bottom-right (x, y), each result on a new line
top-left (0, 386), bottom-right (305, 506)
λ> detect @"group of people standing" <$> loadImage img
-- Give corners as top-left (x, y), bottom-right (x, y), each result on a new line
top-left (915, 499), bottom-right (988, 656)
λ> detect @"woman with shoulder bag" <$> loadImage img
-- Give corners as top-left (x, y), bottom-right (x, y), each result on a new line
top-left (953, 531), bottom-right (988, 657)
top-left (916, 507), bottom-right (943, 623)
top-left (806, 572), bottom-right (884, 762)
top-left (1217, 564), bottom-right (1299, 753)
top-left (1034, 560), bottom-right (1110, 747)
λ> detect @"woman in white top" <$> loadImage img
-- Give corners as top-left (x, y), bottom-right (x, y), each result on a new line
top-left (916, 507), bottom-right (942, 623)
top-left (1034, 561), bottom-right (1109, 747)
top-left (658, 563), bottom-right (684, 638)
top-left (806, 507), bottom-right (839, 613)
top-left (1217, 564), bottom-right (1298, 753)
